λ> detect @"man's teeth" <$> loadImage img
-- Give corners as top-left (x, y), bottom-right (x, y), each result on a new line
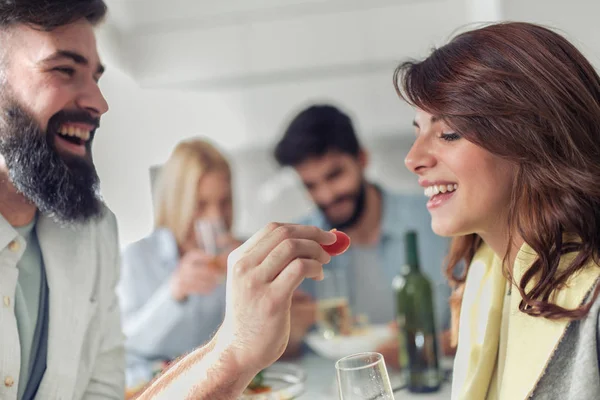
top-left (58, 125), bottom-right (90, 141)
top-left (424, 184), bottom-right (458, 198)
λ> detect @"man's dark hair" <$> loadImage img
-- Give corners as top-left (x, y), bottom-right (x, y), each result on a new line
top-left (274, 104), bottom-right (361, 167)
top-left (0, 0), bottom-right (107, 31)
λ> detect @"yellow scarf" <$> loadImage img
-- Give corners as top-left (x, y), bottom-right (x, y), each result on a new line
top-left (451, 242), bottom-right (600, 400)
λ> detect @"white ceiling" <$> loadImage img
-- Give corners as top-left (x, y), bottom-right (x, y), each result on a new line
top-left (99, 0), bottom-right (460, 90)
top-left (104, 0), bottom-right (423, 33)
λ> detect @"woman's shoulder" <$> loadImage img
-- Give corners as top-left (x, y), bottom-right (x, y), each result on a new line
top-left (122, 228), bottom-right (178, 263)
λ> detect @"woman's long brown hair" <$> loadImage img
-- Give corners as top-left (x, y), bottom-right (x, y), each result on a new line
top-left (394, 22), bottom-right (600, 320)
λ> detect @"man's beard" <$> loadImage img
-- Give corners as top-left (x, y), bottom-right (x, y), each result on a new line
top-left (0, 102), bottom-right (104, 225)
top-left (319, 181), bottom-right (367, 231)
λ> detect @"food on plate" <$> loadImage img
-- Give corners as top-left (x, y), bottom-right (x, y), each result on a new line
top-left (125, 383), bottom-right (146, 400)
top-left (320, 229), bottom-right (351, 256)
top-left (244, 370), bottom-right (271, 394)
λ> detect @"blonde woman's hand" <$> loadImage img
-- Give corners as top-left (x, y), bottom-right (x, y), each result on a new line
top-left (170, 249), bottom-right (223, 301)
top-left (213, 236), bottom-right (243, 274)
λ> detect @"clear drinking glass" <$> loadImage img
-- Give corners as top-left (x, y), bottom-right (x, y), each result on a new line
top-left (316, 268), bottom-right (353, 338)
top-left (194, 217), bottom-right (230, 282)
top-left (336, 352), bottom-right (395, 400)
top-left (194, 217), bottom-right (229, 257)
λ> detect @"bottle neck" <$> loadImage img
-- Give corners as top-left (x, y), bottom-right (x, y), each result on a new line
top-left (404, 231), bottom-right (421, 273)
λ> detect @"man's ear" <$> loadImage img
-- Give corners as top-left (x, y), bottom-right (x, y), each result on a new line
top-left (357, 148), bottom-right (368, 170)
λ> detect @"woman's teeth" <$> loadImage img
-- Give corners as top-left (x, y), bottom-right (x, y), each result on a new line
top-left (424, 184), bottom-right (458, 198)
top-left (58, 125), bottom-right (90, 141)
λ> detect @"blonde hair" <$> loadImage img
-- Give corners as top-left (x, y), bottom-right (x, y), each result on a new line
top-left (153, 138), bottom-right (231, 246)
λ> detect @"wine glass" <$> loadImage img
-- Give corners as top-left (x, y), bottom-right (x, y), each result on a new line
top-left (336, 352), bottom-right (395, 400)
top-left (315, 268), bottom-right (353, 338)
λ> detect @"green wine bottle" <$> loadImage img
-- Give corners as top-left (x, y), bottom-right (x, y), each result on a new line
top-left (394, 230), bottom-right (441, 393)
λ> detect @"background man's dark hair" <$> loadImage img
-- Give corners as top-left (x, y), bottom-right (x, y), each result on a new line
top-left (274, 104), bottom-right (361, 167)
top-left (0, 0), bottom-right (107, 31)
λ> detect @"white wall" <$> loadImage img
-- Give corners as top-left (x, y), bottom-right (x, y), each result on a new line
top-left (465, 0), bottom-right (502, 22)
top-left (95, 1), bottom-right (469, 248)
top-left (504, 0), bottom-right (600, 67)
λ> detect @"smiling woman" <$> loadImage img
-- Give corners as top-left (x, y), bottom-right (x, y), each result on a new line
top-left (407, 110), bottom-right (516, 239)
top-left (395, 22), bottom-right (600, 400)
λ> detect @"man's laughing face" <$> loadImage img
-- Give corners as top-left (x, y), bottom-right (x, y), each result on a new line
top-left (0, 18), bottom-right (109, 224)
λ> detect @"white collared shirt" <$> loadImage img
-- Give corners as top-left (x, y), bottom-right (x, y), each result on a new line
top-left (0, 218), bottom-right (27, 399)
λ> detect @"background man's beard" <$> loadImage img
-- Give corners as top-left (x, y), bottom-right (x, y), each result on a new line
top-left (320, 181), bottom-right (367, 231)
top-left (0, 103), bottom-right (103, 224)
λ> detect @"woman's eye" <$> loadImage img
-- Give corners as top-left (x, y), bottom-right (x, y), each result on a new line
top-left (440, 132), bottom-right (461, 142)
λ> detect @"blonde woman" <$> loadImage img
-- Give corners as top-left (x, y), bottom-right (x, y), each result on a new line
top-left (118, 138), bottom-right (241, 383)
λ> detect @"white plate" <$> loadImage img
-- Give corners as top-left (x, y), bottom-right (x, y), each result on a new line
top-left (239, 363), bottom-right (306, 400)
top-left (305, 324), bottom-right (394, 360)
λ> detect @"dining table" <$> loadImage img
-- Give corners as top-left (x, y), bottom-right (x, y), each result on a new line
top-left (125, 352), bottom-right (453, 400)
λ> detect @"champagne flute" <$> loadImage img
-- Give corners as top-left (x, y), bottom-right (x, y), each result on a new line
top-left (336, 352), bottom-right (395, 400)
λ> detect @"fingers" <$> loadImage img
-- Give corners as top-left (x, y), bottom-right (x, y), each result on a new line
top-left (258, 238), bottom-right (331, 282)
top-left (184, 274), bottom-right (220, 295)
top-left (225, 223), bottom-right (280, 277)
top-left (183, 250), bottom-right (215, 266)
top-left (186, 266), bottom-right (221, 280)
top-left (234, 224), bottom-right (336, 271)
top-left (180, 266), bottom-right (222, 292)
top-left (229, 222), bottom-right (285, 261)
top-left (187, 280), bottom-right (219, 295)
top-left (270, 258), bottom-right (325, 299)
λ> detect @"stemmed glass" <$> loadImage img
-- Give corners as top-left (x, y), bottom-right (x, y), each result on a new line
top-left (336, 352), bottom-right (395, 400)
